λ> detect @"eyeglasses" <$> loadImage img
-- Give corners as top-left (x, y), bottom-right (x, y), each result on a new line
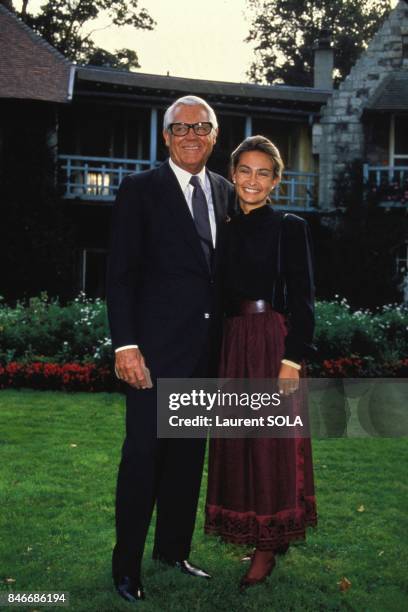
top-left (236, 165), bottom-right (275, 180)
top-left (168, 122), bottom-right (213, 136)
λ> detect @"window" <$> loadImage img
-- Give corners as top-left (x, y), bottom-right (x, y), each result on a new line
top-left (391, 115), bottom-right (408, 166)
top-left (86, 172), bottom-right (111, 197)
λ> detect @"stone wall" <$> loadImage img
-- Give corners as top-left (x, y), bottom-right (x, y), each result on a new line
top-left (314, 0), bottom-right (408, 208)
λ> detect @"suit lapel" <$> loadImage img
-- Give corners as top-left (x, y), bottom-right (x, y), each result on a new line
top-left (155, 161), bottom-right (208, 271)
top-left (207, 171), bottom-right (228, 247)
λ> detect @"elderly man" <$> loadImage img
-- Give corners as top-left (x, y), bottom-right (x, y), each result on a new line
top-left (107, 95), bottom-right (235, 603)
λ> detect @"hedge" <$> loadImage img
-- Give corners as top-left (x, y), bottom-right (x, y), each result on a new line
top-left (0, 293), bottom-right (407, 389)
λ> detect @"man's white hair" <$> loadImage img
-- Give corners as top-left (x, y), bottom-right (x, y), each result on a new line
top-left (163, 95), bottom-right (218, 131)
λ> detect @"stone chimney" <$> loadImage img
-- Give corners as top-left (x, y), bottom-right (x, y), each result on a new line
top-left (313, 29), bottom-right (333, 90)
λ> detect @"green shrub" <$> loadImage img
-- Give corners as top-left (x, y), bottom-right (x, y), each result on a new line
top-left (0, 294), bottom-right (407, 368)
top-left (0, 293), bottom-right (110, 365)
top-left (315, 297), bottom-right (408, 363)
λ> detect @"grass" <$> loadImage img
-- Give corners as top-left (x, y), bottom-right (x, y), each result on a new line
top-left (0, 389), bottom-right (407, 612)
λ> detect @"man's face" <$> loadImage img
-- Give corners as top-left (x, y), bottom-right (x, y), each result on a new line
top-left (163, 104), bottom-right (218, 174)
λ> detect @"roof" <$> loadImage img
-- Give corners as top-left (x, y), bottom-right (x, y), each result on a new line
top-left (365, 71), bottom-right (408, 111)
top-left (0, 4), bottom-right (330, 111)
top-left (0, 4), bottom-right (73, 103)
top-left (76, 66), bottom-right (331, 110)
top-left (0, 4), bottom-right (70, 65)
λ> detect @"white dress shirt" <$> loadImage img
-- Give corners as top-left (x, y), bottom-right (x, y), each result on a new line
top-left (168, 157), bottom-right (216, 247)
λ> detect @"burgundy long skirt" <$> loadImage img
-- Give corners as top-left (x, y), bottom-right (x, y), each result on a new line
top-left (205, 310), bottom-right (317, 551)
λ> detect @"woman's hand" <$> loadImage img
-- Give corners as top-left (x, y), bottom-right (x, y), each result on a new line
top-left (278, 362), bottom-right (300, 396)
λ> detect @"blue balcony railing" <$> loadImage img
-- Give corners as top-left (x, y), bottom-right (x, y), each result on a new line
top-left (59, 155), bottom-right (154, 201)
top-left (273, 170), bottom-right (317, 210)
top-left (363, 164), bottom-right (408, 207)
top-left (59, 155), bottom-right (317, 209)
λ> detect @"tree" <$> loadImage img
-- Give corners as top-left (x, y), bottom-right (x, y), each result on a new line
top-left (85, 47), bottom-right (141, 71)
top-left (246, 0), bottom-right (392, 86)
top-left (15, 0), bottom-right (155, 70)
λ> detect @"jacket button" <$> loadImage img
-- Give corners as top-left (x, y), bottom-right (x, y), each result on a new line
top-left (204, 313), bottom-right (210, 319)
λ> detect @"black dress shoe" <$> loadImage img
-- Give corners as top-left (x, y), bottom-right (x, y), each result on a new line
top-left (153, 555), bottom-right (211, 579)
top-left (114, 575), bottom-right (145, 603)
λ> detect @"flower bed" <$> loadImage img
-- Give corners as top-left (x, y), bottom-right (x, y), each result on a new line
top-left (0, 362), bottom-right (116, 392)
top-left (308, 356), bottom-right (408, 378)
top-left (0, 294), bottom-right (407, 390)
top-left (0, 293), bottom-right (111, 366)
top-left (0, 355), bottom-right (407, 392)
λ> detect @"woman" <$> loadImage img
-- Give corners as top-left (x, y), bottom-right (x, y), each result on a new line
top-left (205, 135), bottom-right (317, 591)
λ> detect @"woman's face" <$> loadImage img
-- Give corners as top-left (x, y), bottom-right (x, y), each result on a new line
top-left (232, 150), bottom-right (279, 212)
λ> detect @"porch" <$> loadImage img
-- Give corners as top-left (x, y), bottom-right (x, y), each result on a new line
top-left (58, 154), bottom-right (318, 210)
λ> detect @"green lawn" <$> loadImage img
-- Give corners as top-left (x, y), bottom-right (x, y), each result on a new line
top-left (0, 390), bottom-right (407, 612)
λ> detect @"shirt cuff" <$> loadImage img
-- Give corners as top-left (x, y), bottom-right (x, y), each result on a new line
top-left (281, 359), bottom-right (301, 370)
top-left (115, 345), bottom-right (139, 353)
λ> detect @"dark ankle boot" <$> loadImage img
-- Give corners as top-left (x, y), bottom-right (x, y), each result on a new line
top-left (239, 549), bottom-right (276, 592)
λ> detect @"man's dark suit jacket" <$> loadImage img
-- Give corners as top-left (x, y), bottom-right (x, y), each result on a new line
top-left (107, 160), bottom-right (235, 379)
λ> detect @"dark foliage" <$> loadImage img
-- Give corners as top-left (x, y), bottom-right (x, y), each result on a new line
top-left (315, 160), bottom-right (407, 308)
top-left (15, 0), bottom-right (155, 70)
top-left (0, 109), bottom-right (76, 301)
top-left (246, 0), bottom-right (392, 86)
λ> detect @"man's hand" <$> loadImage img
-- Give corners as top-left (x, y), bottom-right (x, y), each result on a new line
top-left (115, 348), bottom-right (152, 389)
top-left (278, 362), bottom-right (300, 396)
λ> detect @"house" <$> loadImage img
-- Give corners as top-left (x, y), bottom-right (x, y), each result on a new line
top-left (313, 0), bottom-right (408, 210)
top-left (0, 3), bottom-right (331, 296)
top-left (1, 2), bottom-right (407, 299)
top-left (312, 0), bottom-right (408, 292)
